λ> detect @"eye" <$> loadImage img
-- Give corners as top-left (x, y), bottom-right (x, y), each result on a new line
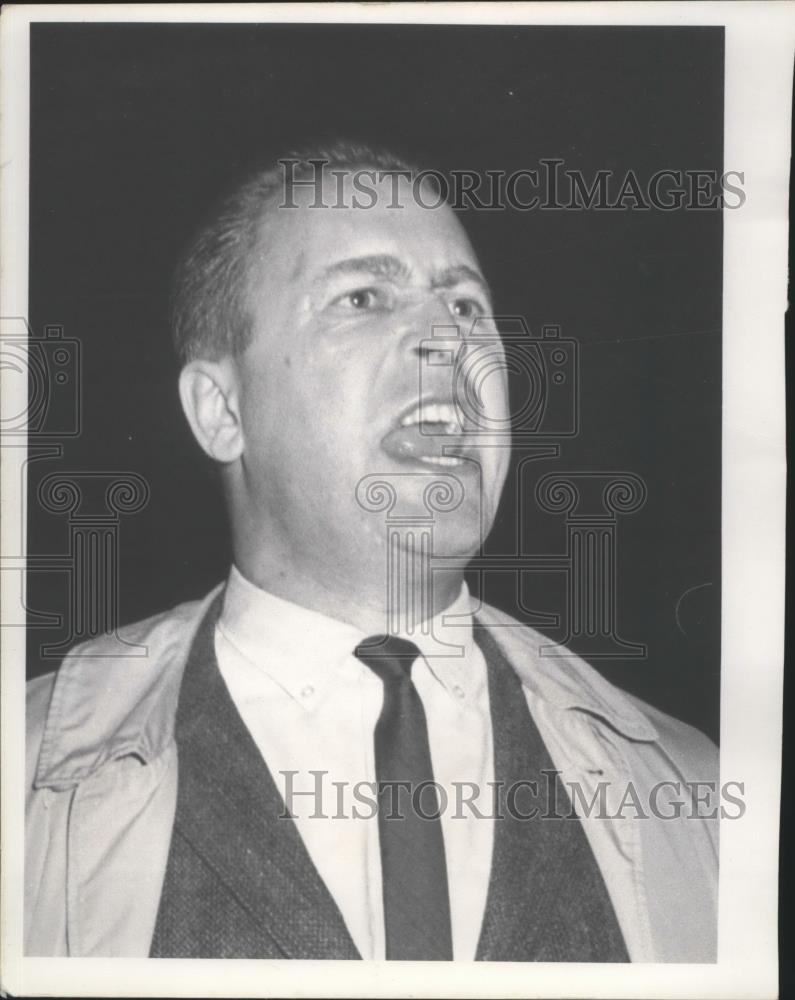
top-left (337, 288), bottom-right (380, 310)
top-left (449, 297), bottom-right (484, 319)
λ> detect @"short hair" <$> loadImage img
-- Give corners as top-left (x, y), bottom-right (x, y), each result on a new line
top-left (171, 141), bottom-right (421, 364)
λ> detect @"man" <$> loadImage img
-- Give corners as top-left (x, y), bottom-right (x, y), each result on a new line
top-left (25, 143), bottom-right (718, 961)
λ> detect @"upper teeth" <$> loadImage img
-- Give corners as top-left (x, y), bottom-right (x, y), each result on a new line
top-left (400, 401), bottom-right (460, 431)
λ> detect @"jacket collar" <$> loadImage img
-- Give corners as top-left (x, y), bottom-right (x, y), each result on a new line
top-left (472, 603), bottom-right (658, 742)
top-left (33, 585), bottom-right (224, 790)
top-left (34, 584), bottom-right (656, 790)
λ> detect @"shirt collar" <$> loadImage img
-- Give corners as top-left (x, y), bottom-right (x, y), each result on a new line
top-left (217, 566), bottom-right (368, 709)
top-left (218, 567), bottom-right (481, 709)
top-left (394, 584), bottom-right (482, 701)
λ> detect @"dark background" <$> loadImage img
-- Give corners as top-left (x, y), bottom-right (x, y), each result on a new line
top-left (26, 24), bottom-right (723, 741)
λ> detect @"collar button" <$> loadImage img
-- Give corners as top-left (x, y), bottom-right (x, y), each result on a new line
top-left (301, 684), bottom-right (315, 699)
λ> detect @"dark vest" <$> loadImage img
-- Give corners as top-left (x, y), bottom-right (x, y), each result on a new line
top-left (149, 600), bottom-right (628, 961)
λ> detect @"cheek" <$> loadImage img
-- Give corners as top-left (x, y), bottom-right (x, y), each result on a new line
top-left (478, 354), bottom-right (511, 424)
top-left (240, 333), bottom-right (383, 461)
top-left (240, 355), bottom-right (313, 426)
top-left (494, 370), bottom-right (511, 421)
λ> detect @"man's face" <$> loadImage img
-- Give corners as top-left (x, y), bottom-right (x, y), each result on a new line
top-left (234, 172), bottom-right (511, 582)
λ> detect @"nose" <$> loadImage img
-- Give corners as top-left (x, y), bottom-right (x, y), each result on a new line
top-left (398, 294), bottom-right (463, 362)
top-left (415, 336), bottom-right (461, 366)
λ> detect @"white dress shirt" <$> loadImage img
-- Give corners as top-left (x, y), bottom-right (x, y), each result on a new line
top-left (215, 565), bottom-right (494, 961)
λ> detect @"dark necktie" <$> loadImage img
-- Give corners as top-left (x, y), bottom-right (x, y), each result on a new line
top-left (354, 635), bottom-right (454, 961)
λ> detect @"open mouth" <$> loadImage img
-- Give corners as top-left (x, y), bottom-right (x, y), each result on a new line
top-left (380, 400), bottom-right (474, 468)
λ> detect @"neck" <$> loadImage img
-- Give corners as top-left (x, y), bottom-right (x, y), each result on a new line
top-left (232, 548), bottom-right (466, 636)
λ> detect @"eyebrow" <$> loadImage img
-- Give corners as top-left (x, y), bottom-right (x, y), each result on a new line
top-left (315, 254), bottom-right (491, 298)
top-left (315, 254), bottom-right (410, 285)
top-left (430, 264), bottom-right (491, 298)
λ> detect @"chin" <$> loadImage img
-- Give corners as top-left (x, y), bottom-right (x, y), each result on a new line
top-left (424, 508), bottom-right (491, 560)
top-left (354, 461), bottom-right (501, 557)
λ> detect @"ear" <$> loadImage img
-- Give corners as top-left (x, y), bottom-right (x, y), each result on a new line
top-left (178, 358), bottom-right (244, 463)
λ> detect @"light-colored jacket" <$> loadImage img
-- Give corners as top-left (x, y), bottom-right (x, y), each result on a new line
top-left (25, 585), bottom-right (719, 961)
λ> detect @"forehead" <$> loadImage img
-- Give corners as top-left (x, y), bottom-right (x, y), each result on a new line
top-left (255, 170), bottom-right (480, 285)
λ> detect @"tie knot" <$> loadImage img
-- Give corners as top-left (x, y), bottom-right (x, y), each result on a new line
top-left (354, 634), bottom-right (422, 683)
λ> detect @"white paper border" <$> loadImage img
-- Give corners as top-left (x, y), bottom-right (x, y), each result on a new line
top-left (1, 3), bottom-right (790, 998)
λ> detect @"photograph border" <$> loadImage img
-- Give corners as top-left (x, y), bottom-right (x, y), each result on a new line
top-left (1, 3), bottom-right (789, 998)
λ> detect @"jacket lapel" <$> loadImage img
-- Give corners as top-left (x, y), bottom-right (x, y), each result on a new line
top-left (474, 625), bottom-right (629, 962)
top-left (150, 595), bottom-right (360, 959)
top-left (475, 623), bottom-right (538, 960)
